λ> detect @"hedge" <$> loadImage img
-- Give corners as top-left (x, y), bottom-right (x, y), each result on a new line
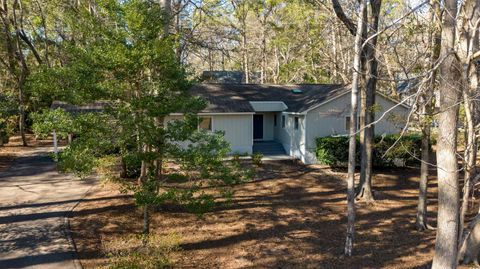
top-left (315, 134), bottom-right (432, 167)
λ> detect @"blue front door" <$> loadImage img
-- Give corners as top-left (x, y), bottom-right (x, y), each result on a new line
top-left (253, 114), bottom-right (263, 140)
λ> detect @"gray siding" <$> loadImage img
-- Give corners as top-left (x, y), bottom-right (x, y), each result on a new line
top-left (304, 93), bottom-right (409, 163)
top-left (165, 114), bottom-right (253, 154)
top-left (273, 113), bottom-right (306, 161)
top-left (213, 114), bottom-right (253, 154)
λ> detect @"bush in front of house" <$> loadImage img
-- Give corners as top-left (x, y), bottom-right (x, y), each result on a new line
top-left (315, 134), bottom-right (431, 167)
top-left (315, 136), bottom-right (356, 166)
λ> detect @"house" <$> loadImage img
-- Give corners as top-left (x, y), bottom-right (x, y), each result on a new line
top-left (202, 70), bottom-right (262, 84)
top-left (51, 84), bottom-right (410, 164)
top-left (169, 83), bottom-right (410, 164)
top-left (397, 77), bottom-right (420, 107)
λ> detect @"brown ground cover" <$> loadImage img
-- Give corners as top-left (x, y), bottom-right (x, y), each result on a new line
top-left (70, 159), bottom-right (478, 269)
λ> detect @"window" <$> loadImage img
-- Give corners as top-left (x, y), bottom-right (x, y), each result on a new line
top-left (345, 116), bottom-right (359, 131)
top-left (294, 117), bottom-right (299, 130)
top-left (274, 115), bottom-right (277, 127)
top-left (282, 115), bottom-right (286, 128)
top-left (199, 117), bottom-right (212, 131)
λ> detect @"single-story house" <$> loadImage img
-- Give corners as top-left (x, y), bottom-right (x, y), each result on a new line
top-left (168, 83), bottom-right (410, 164)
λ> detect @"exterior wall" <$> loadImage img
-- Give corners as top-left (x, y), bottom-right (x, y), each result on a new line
top-left (273, 113), bottom-right (306, 162)
top-left (213, 114), bottom-right (253, 154)
top-left (304, 93), bottom-right (409, 164)
top-left (164, 114), bottom-right (253, 154)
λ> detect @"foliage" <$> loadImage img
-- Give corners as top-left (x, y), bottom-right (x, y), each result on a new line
top-left (315, 136), bottom-right (352, 166)
top-left (252, 152), bottom-right (263, 166)
top-left (31, 109), bottom-right (74, 139)
top-left (315, 134), bottom-right (432, 167)
top-left (30, 0), bottom-right (254, 230)
top-left (0, 93), bottom-right (17, 144)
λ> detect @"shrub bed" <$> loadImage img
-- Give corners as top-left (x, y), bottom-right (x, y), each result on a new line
top-left (315, 134), bottom-right (432, 167)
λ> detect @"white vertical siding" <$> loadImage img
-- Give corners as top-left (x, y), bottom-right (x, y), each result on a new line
top-left (212, 114), bottom-right (253, 154)
top-left (273, 113), bottom-right (306, 162)
top-left (164, 114), bottom-right (253, 155)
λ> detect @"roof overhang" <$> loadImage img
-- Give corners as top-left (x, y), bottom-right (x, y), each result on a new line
top-left (170, 112), bottom-right (255, 116)
top-left (249, 101), bottom-right (288, 112)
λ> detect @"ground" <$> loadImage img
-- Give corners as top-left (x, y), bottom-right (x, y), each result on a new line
top-left (71, 161), bottom-right (457, 269)
top-left (0, 136), bottom-right (96, 268)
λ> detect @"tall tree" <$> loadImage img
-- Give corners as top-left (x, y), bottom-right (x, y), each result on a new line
top-left (457, 0), bottom-right (480, 248)
top-left (416, 0), bottom-right (440, 231)
top-left (344, 0), bottom-right (367, 256)
top-left (357, 0), bottom-right (381, 202)
top-left (431, 0), bottom-right (462, 265)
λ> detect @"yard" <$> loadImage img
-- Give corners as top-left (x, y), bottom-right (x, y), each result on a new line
top-left (70, 161), bottom-right (452, 269)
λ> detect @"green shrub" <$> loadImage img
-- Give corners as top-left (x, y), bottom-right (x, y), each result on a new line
top-left (315, 136), bottom-right (355, 166)
top-left (315, 134), bottom-right (432, 167)
top-left (122, 153), bottom-right (142, 178)
top-left (252, 152), bottom-right (263, 166)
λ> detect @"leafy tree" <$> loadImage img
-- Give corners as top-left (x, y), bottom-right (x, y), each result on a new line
top-left (31, 0), bottom-right (253, 235)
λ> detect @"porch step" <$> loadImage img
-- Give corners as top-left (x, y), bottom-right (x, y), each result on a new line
top-left (253, 141), bottom-right (287, 156)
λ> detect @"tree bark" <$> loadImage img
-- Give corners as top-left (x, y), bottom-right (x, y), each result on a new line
top-left (431, 0), bottom-right (461, 266)
top-left (357, 0), bottom-right (381, 203)
top-left (242, 29), bottom-right (249, 83)
top-left (160, 0), bottom-right (171, 36)
top-left (143, 204), bottom-right (150, 236)
top-left (344, 0), bottom-right (367, 256)
top-left (416, 0), bottom-right (440, 231)
top-left (457, 0), bottom-right (480, 252)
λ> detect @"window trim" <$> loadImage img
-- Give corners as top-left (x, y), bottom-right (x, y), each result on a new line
top-left (345, 116), bottom-right (359, 132)
top-left (198, 116), bottom-right (213, 131)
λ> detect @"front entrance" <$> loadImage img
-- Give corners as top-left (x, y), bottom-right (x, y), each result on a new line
top-left (253, 114), bottom-right (263, 140)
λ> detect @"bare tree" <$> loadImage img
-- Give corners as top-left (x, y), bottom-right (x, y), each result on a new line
top-left (457, 0), bottom-right (480, 250)
top-left (431, 0), bottom-right (462, 265)
top-left (416, 0), bottom-right (440, 231)
top-left (357, 0), bottom-right (381, 202)
top-left (344, 0), bottom-right (367, 256)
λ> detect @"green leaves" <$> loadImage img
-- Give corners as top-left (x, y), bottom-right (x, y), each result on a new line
top-left (316, 134), bottom-right (434, 167)
top-left (31, 109), bottom-right (74, 139)
top-left (27, 0), bottom-right (254, 223)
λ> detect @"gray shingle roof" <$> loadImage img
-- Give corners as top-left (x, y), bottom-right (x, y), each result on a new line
top-left (190, 83), bottom-right (349, 113)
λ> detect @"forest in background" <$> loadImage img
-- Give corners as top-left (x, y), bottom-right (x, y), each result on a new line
top-left (1, 0), bottom-right (480, 267)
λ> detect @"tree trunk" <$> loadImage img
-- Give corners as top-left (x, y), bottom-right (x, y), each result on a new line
top-left (416, 117), bottom-right (431, 230)
top-left (344, 0), bottom-right (367, 256)
top-left (143, 205), bottom-right (150, 236)
top-left (431, 0), bottom-right (461, 265)
top-left (416, 0), bottom-right (440, 231)
top-left (160, 0), bottom-right (171, 36)
top-left (357, 0), bottom-right (381, 203)
top-left (456, 0), bottom-right (480, 256)
top-left (242, 29), bottom-right (249, 83)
